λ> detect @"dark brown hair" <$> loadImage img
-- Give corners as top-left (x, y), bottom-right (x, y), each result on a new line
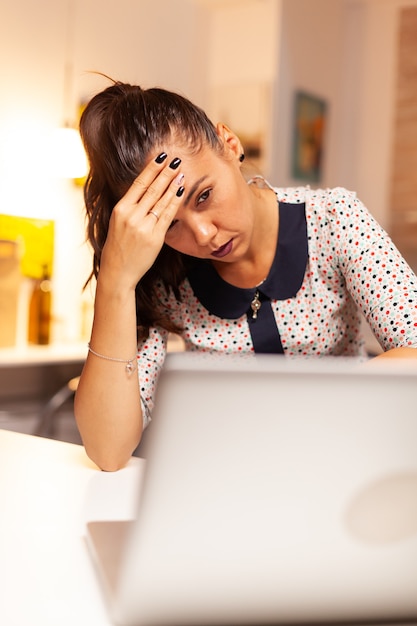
top-left (79, 80), bottom-right (222, 339)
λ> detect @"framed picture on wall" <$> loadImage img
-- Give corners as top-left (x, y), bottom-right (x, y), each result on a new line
top-left (292, 91), bottom-right (327, 183)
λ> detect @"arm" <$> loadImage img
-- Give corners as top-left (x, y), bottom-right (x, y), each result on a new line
top-left (328, 189), bottom-right (417, 358)
top-left (373, 346), bottom-right (417, 360)
top-left (74, 154), bottom-right (185, 471)
top-left (74, 278), bottom-right (141, 472)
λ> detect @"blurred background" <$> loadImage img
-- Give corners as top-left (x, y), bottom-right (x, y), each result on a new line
top-left (0, 0), bottom-right (416, 440)
top-left (1, 0), bottom-right (417, 346)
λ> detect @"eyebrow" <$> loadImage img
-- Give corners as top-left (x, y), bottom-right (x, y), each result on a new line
top-left (183, 176), bottom-right (209, 207)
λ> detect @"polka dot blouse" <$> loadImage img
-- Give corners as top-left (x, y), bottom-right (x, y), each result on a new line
top-left (137, 186), bottom-right (417, 425)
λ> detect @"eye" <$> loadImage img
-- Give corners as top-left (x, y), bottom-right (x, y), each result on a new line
top-left (196, 188), bottom-right (212, 205)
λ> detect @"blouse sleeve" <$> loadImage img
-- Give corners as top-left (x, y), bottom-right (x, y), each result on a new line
top-left (137, 326), bottom-right (169, 427)
top-left (328, 188), bottom-right (417, 351)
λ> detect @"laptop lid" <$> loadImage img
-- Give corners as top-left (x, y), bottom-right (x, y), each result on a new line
top-left (87, 353), bottom-right (417, 626)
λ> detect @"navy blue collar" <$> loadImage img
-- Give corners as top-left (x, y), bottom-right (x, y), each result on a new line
top-left (187, 201), bottom-right (308, 319)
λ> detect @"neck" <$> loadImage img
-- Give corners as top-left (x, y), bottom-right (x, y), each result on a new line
top-left (213, 185), bottom-right (278, 289)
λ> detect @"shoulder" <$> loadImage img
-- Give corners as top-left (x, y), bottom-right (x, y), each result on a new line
top-left (273, 185), bottom-right (309, 204)
top-left (273, 185), bottom-right (358, 207)
top-left (273, 186), bottom-right (372, 226)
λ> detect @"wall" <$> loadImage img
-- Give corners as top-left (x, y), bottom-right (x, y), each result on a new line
top-left (343, 0), bottom-right (400, 229)
top-left (203, 0), bottom-right (281, 177)
top-left (389, 4), bottom-right (417, 269)
top-left (350, 0), bottom-right (417, 239)
top-left (271, 0), bottom-right (348, 190)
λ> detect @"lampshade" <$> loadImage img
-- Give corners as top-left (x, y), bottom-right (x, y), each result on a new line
top-left (50, 126), bottom-right (88, 179)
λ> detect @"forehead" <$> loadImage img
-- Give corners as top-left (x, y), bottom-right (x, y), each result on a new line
top-left (165, 139), bottom-right (215, 161)
top-left (150, 145), bottom-right (219, 190)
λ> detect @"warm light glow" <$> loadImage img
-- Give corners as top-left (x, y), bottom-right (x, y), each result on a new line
top-left (50, 127), bottom-right (88, 179)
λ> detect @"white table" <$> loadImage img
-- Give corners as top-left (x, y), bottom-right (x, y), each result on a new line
top-left (0, 429), bottom-right (144, 626)
top-left (1, 429), bottom-right (415, 626)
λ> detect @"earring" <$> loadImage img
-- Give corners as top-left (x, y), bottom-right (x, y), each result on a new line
top-left (239, 153), bottom-right (245, 163)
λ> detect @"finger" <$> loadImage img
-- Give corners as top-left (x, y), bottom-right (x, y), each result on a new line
top-left (148, 174), bottom-right (185, 231)
top-left (119, 152), bottom-right (167, 205)
top-left (125, 154), bottom-right (181, 207)
top-left (136, 157), bottom-right (183, 212)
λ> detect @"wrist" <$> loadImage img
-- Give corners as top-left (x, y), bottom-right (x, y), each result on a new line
top-left (95, 271), bottom-right (137, 303)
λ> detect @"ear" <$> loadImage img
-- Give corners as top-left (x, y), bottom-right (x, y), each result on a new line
top-left (215, 123), bottom-right (243, 161)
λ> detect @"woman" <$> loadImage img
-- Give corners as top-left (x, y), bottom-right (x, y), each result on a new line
top-left (74, 81), bottom-right (417, 471)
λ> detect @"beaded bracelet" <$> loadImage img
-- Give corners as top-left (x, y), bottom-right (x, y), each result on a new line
top-left (87, 343), bottom-right (137, 375)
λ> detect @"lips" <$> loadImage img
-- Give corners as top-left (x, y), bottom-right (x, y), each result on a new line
top-left (211, 239), bottom-right (233, 259)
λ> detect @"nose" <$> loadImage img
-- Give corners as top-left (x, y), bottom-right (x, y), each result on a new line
top-left (188, 216), bottom-right (217, 247)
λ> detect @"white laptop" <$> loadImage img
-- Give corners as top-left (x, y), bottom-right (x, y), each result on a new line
top-left (86, 352), bottom-right (417, 626)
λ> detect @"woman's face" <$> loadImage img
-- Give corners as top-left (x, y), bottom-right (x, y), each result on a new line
top-left (163, 138), bottom-right (256, 264)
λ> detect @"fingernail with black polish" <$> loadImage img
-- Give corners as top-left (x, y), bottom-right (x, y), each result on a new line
top-left (155, 152), bottom-right (168, 164)
top-left (176, 186), bottom-right (185, 198)
top-left (169, 157), bottom-right (181, 170)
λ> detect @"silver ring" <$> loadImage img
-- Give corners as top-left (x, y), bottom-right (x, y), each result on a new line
top-left (148, 210), bottom-right (159, 220)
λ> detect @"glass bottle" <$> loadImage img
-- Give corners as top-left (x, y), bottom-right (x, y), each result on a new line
top-left (28, 265), bottom-right (52, 345)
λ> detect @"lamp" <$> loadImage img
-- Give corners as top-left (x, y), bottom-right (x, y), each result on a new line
top-left (52, 0), bottom-right (87, 180)
top-left (51, 126), bottom-right (87, 179)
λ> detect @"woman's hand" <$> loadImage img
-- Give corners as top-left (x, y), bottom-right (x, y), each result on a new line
top-left (76, 152), bottom-right (185, 471)
top-left (100, 152), bottom-right (185, 290)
